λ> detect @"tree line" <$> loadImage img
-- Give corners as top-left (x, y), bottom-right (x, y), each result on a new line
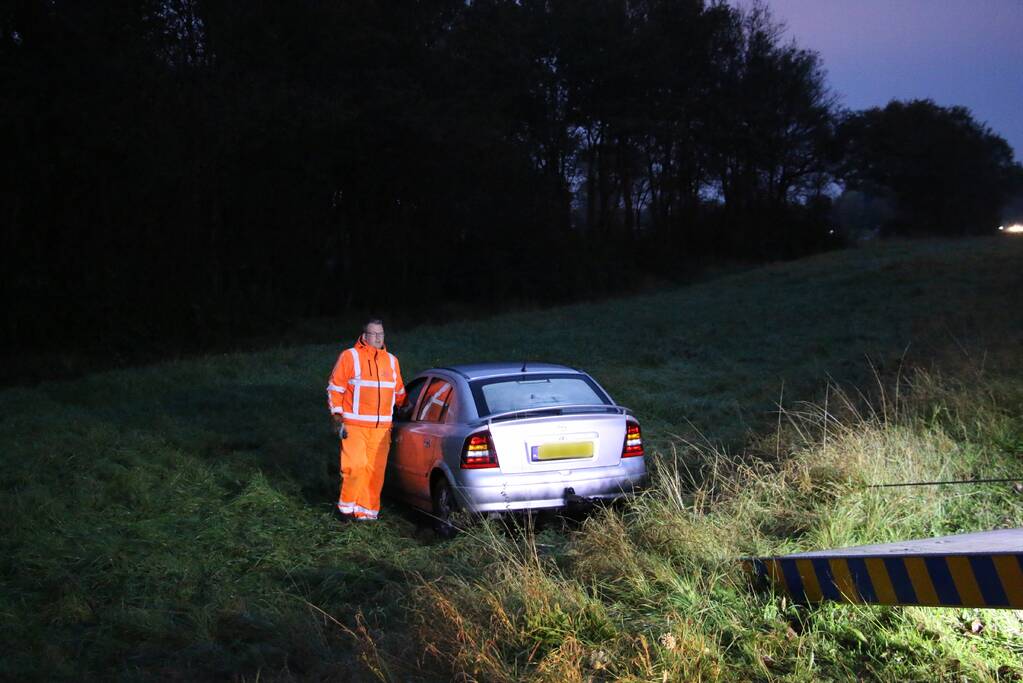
top-left (3, 1), bottom-right (1020, 357)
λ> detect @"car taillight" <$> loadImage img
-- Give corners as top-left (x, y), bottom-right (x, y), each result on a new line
top-left (622, 422), bottom-right (644, 457)
top-left (461, 432), bottom-right (499, 469)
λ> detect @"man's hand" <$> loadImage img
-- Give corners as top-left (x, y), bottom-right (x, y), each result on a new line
top-left (331, 414), bottom-right (346, 438)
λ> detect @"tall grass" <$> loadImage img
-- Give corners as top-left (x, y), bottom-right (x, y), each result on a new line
top-left (2, 238), bottom-right (1022, 680)
top-left (403, 368), bottom-right (1023, 681)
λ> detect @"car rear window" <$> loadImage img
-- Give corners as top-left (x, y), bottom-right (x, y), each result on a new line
top-left (469, 373), bottom-right (611, 417)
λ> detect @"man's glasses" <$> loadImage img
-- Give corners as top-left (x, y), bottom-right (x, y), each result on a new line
top-left (365, 332), bottom-right (385, 338)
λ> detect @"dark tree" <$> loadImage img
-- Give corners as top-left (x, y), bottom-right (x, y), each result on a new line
top-left (0, 0), bottom-right (891, 364)
top-left (705, 3), bottom-right (837, 256)
top-left (838, 99), bottom-right (1023, 236)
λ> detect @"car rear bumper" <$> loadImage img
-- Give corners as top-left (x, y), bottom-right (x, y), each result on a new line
top-left (454, 460), bottom-right (647, 512)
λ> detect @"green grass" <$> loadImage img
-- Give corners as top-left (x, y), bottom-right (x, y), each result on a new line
top-left (2, 237), bottom-right (1023, 680)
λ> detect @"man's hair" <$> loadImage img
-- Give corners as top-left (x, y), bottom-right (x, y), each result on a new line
top-left (363, 317), bottom-right (384, 331)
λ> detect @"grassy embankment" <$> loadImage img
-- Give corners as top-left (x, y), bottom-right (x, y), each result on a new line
top-left (1, 238), bottom-right (1022, 680)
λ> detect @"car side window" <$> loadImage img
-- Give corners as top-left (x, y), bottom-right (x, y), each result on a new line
top-left (416, 378), bottom-right (454, 423)
top-left (394, 377), bottom-right (427, 422)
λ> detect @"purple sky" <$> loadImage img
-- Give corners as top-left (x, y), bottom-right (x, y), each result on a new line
top-left (763, 0), bottom-right (1023, 161)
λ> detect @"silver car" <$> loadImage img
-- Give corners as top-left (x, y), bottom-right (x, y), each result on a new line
top-left (386, 362), bottom-right (647, 533)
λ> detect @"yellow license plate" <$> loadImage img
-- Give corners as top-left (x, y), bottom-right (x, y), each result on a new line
top-left (531, 441), bottom-right (594, 461)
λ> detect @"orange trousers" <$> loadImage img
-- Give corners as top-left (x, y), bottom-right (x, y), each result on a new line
top-left (338, 424), bottom-right (391, 519)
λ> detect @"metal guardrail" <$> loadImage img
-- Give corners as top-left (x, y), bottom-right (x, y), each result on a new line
top-left (746, 528), bottom-right (1023, 609)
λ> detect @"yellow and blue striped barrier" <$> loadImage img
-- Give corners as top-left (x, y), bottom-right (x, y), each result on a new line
top-left (746, 528), bottom-right (1023, 609)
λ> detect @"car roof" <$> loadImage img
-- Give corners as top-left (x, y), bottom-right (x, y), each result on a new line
top-left (436, 362), bottom-right (582, 381)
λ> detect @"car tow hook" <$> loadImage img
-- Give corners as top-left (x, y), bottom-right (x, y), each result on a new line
top-left (564, 487), bottom-right (589, 506)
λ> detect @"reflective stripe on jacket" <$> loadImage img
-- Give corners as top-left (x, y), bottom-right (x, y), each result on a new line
top-left (326, 336), bottom-right (406, 428)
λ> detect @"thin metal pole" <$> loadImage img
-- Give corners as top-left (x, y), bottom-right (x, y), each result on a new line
top-left (869, 478), bottom-right (1021, 488)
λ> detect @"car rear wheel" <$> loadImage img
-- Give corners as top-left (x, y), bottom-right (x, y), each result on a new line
top-left (431, 475), bottom-right (459, 538)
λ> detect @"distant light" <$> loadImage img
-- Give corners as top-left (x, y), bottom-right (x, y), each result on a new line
top-left (1003, 224), bottom-right (1023, 234)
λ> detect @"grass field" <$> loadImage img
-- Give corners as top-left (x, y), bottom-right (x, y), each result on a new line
top-left (2, 237), bottom-right (1022, 680)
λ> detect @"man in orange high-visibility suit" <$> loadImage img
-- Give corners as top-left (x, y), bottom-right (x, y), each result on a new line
top-left (326, 318), bottom-right (406, 521)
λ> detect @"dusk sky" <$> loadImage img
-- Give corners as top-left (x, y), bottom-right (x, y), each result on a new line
top-left (763, 0), bottom-right (1023, 161)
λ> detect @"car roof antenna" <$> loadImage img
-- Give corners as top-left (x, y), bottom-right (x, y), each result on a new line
top-left (521, 360), bottom-right (528, 373)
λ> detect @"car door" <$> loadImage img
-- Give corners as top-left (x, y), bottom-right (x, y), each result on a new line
top-left (400, 376), bottom-right (456, 503)
top-left (388, 376), bottom-right (427, 503)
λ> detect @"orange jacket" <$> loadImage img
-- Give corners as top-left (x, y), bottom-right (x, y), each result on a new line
top-left (327, 336), bottom-right (406, 428)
